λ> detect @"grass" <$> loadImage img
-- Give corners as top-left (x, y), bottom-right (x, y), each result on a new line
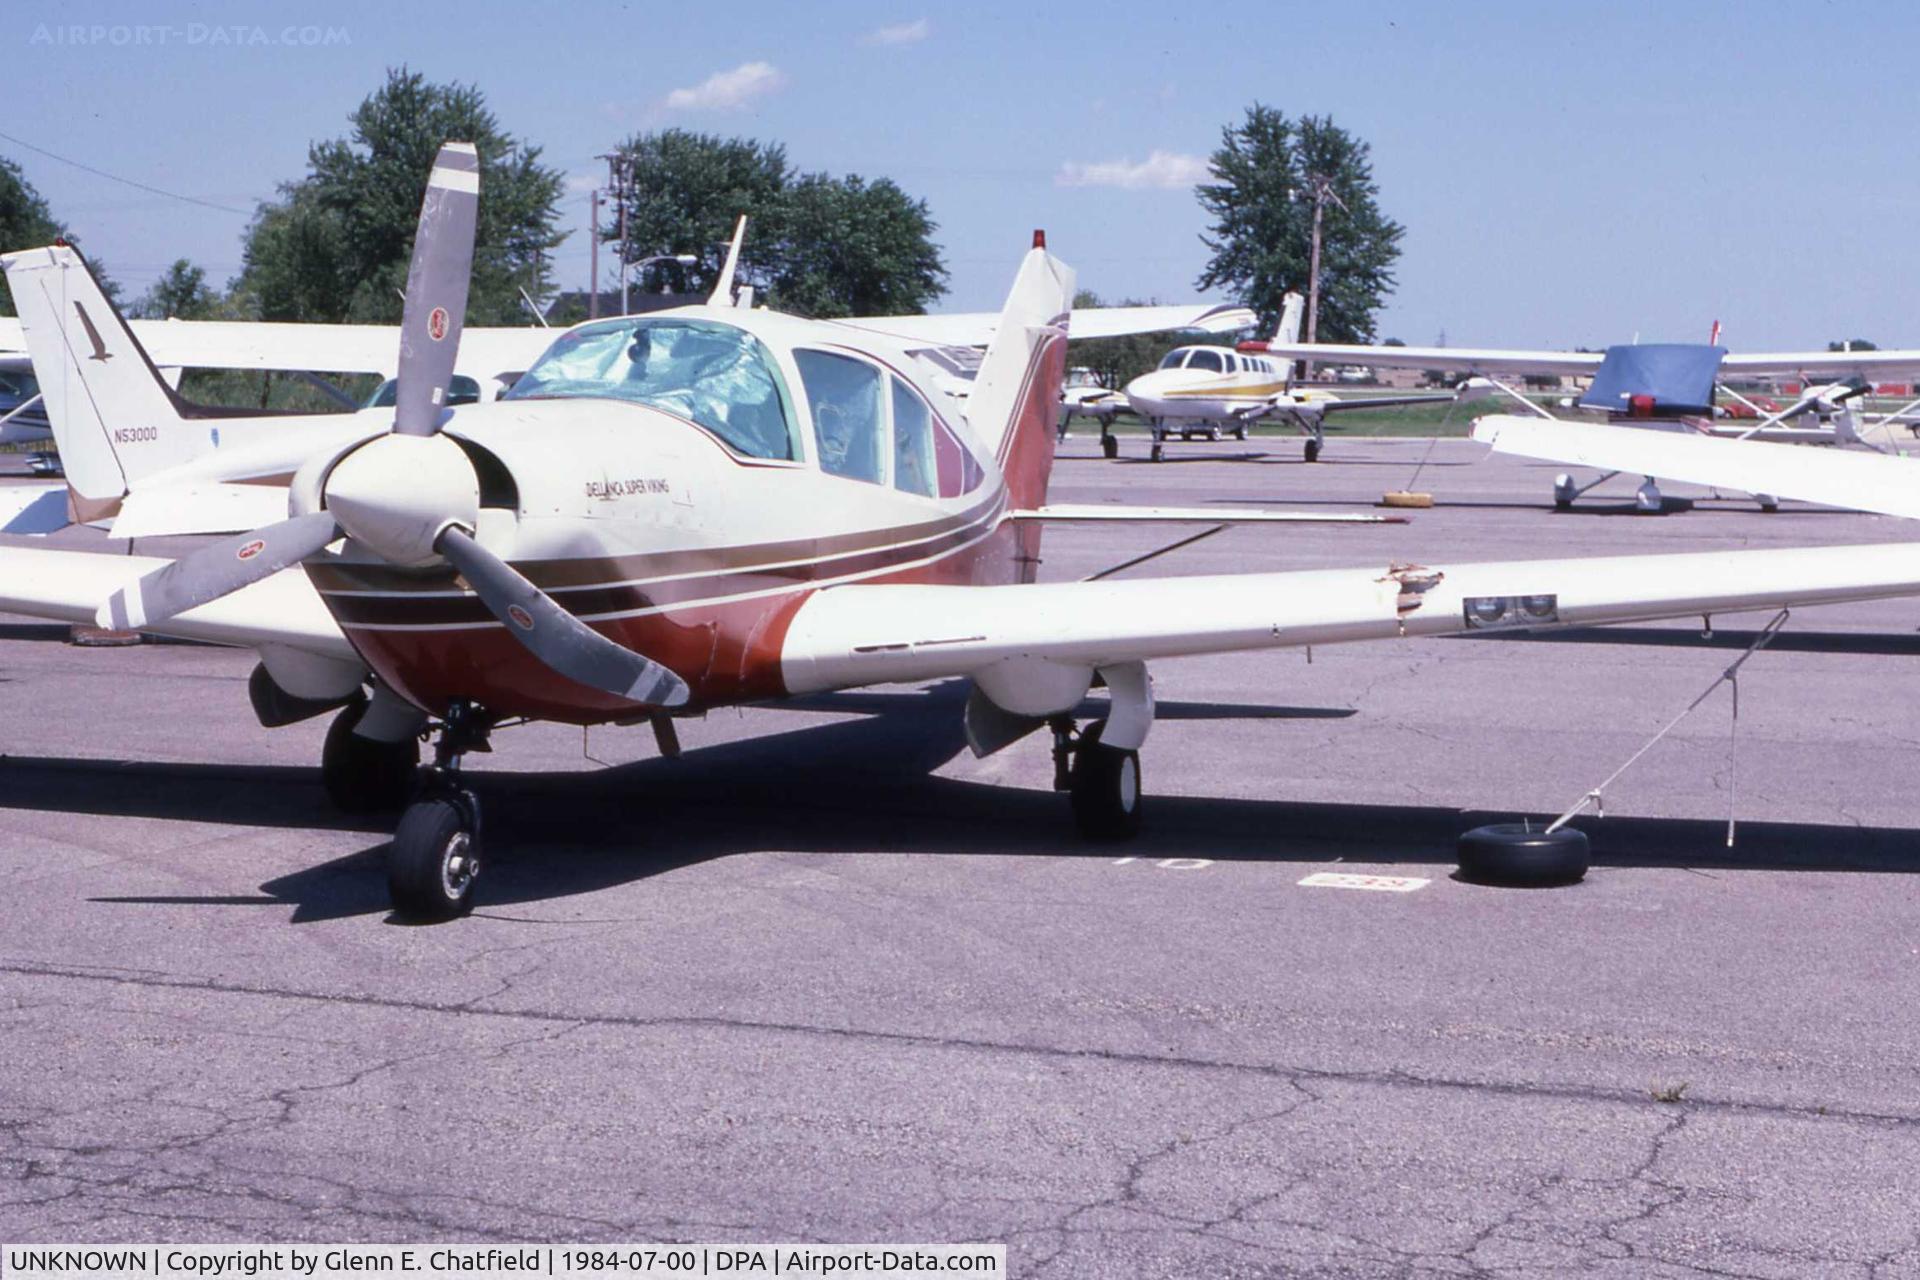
top-left (1073, 394), bottom-right (1558, 439)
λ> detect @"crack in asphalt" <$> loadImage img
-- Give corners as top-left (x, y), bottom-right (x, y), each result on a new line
top-left (2, 958), bottom-right (1915, 1135)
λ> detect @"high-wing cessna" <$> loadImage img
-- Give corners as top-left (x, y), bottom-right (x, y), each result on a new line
top-left (1112, 293), bottom-right (1465, 462)
top-left (9, 143), bottom-right (1920, 923)
top-left (1265, 334), bottom-right (1920, 510)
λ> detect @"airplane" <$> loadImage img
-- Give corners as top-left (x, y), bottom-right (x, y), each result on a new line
top-left (1115, 294), bottom-right (1466, 463)
top-left (1264, 334), bottom-right (1920, 511)
top-left (8, 143), bottom-right (1920, 923)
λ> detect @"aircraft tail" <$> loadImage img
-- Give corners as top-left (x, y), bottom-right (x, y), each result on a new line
top-left (1, 244), bottom-right (230, 521)
top-left (1276, 291), bottom-right (1305, 345)
top-left (970, 232), bottom-right (1073, 515)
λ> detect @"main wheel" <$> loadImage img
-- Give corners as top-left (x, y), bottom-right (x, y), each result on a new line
top-left (1101, 433), bottom-right (1119, 459)
top-left (1553, 473), bottom-right (1577, 510)
top-left (1456, 823), bottom-right (1589, 887)
top-left (1233, 425), bottom-right (1249, 440)
top-left (1070, 721), bottom-right (1142, 841)
top-left (1304, 438), bottom-right (1322, 463)
top-left (322, 700), bottom-right (420, 813)
top-left (1205, 426), bottom-right (1222, 441)
top-left (389, 794), bottom-right (480, 920)
top-left (1150, 443), bottom-right (1165, 462)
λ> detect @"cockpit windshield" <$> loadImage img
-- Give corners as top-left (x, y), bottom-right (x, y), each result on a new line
top-left (505, 317), bottom-right (798, 461)
top-left (1157, 350), bottom-right (1190, 371)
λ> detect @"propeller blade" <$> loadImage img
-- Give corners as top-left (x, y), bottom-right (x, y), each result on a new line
top-left (393, 142), bottom-right (480, 438)
top-left (97, 512), bottom-right (341, 630)
top-left (436, 526), bottom-right (690, 707)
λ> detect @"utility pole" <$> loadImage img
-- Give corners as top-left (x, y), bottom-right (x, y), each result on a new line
top-left (1302, 171), bottom-right (1348, 381)
top-left (587, 189), bottom-right (602, 319)
top-left (597, 151), bottom-right (634, 316)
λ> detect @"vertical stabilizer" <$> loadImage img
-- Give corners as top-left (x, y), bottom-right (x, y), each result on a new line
top-left (968, 233), bottom-right (1073, 514)
top-left (1276, 290), bottom-right (1305, 345)
top-left (707, 215), bottom-right (748, 307)
top-left (0, 245), bottom-right (206, 520)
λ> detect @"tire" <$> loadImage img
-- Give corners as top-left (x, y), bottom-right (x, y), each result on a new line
top-left (1205, 426), bottom-right (1222, 441)
top-left (389, 795), bottom-right (479, 920)
top-left (1456, 823), bottom-right (1589, 887)
top-left (1150, 444), bottom-right (1164, 463)
top-left (322, 700), bottom-right (420, 813)
top-left (1304, 438), bottom-right (1322, 463)
top-left (1070, 721), bottom-right (1143, 841)
top-left (1101, 434), bottom-right (1119, 460)
top-left (1233, 426), bottom-right (1249, 441)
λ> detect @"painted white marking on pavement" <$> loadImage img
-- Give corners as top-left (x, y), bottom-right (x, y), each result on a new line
top-left (1298, 872), bottom-right (1430, 893)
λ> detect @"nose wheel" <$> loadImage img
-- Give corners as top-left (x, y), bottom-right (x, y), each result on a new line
top-left (388, 699), bottom-right (490, 921)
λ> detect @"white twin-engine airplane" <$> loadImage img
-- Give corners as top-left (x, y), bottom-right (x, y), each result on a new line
top-left (9, 143), bottom-right (1920, 922)
top-left (1110, 292), bottom-right (1472, 462)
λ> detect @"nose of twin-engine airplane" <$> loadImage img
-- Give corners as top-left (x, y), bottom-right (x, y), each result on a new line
top-left (323, 432), bottom-right (482, 566)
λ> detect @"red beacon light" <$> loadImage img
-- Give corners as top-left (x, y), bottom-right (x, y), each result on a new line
top-left (1032, 229), bottom-right (1046, 249)
top-left (1236, 340), bottom-right (1271, 353)
top-left (1628, 393), bottom-right (1657, 418)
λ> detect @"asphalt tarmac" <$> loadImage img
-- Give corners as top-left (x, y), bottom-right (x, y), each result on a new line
top-left (4, 438), bottom-right (1920, 1277)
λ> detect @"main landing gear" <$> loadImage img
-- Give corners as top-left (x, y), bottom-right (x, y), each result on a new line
top-left (1051, 717), bottom-right (1142, 840)
top-left (387, 699), bottom-right (491, 921)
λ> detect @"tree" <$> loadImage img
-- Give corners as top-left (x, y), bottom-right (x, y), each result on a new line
top-left (0, 157), bottom-right (61, 317)
top-left (134, 258), bottom-right (217, 320)
top-left (1195, 105), bottom-right (1403, 343)
top-left (768, 174), bottom-right (946, 317)
top-left (1828, 338), bottom-right (1879, 352)
top-left (235, 67), bottom-right (564, 325)
top-left (607, 130), bottom-right (947, 316)
top-left (608, 130), bottom-right (791, 297)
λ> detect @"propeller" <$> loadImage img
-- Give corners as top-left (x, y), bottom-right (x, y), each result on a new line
top-left (96, 142), bottom-right (690, 708)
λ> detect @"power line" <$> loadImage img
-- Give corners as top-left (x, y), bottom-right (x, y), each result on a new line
top-left (0, 129), bottom-right (253, 216)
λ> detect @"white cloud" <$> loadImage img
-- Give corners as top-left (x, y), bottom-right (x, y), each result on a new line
top-left (1056, 150), bottom-right (1210, 190)
top-left (662, 61), bottom-right (786, 112)
top-left (863, 17), bottom-right (930, 45)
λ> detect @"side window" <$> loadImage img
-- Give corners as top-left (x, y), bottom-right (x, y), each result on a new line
top-left (891, 378), bottom-right (937, 497)
top-left (931, 419), bottom-right (984, 498)
top-left (796, 350), bottom-right (886, 484)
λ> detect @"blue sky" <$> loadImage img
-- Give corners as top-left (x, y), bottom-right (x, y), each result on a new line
top-left (8, 0), bottom-right (1919, 347)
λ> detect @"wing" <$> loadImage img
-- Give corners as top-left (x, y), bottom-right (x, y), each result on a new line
top-left (116, 320), bottom-right (552, 386)
top-left (1261, 343), bottom-right (1604, 379)
top-left (0, 547), bottom-right (353, 659)
top-left (834, 303), bottom-right (1255, 348)
top-left (780, 540), bottom-right (1920, 695)
top-left (1472, 413), bottom-right (1920, 519)
top-left (1313, 392), bottom-right (1459, 414)
top-left (1720, 350), bottom-right (1920, 378)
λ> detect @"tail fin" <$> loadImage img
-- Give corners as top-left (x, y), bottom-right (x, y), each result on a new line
top-left (1, 245), bottom-right (211, 520)
top-left (1276, 290), bottom-right (1305, 345)
top-left (970, 232), bottom-right (1073, 513)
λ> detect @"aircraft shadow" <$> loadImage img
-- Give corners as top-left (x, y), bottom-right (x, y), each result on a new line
top-left (6, 680), bottom-right (1912, 922)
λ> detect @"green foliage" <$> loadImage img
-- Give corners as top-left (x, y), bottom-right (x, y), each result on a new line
top-left (608, 130), bottom-right (947, 317)
top-left (235, 67), bottom-right (564, 325)
top-left (1068, 289), bottom-right (1189, 390)
top-left (1195, 104), bottom-right (1403, 342)
top-left (133, 258), bottom-right (217, 319)
top-left (1827, 338), bottom-right (1878, 352)
top-left (0, 156), bottom-right (61, 317)
top-left (610, 130), bottom-right (790, 297)
top-left (768, 174), bottom-right (946, 317)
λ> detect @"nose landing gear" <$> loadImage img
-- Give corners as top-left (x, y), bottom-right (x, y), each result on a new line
top-left (388, 699), bottom-right (491, 921)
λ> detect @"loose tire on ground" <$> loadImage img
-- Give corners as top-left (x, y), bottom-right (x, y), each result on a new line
top-left (389, 795), bottom-right (479, 920)
top-left (322, 700), bottom-right (420, 813)
top-left (1070, 721), bottom-right (1143, 841)
top-left (1456, 823), bottom-right (1589, 887)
